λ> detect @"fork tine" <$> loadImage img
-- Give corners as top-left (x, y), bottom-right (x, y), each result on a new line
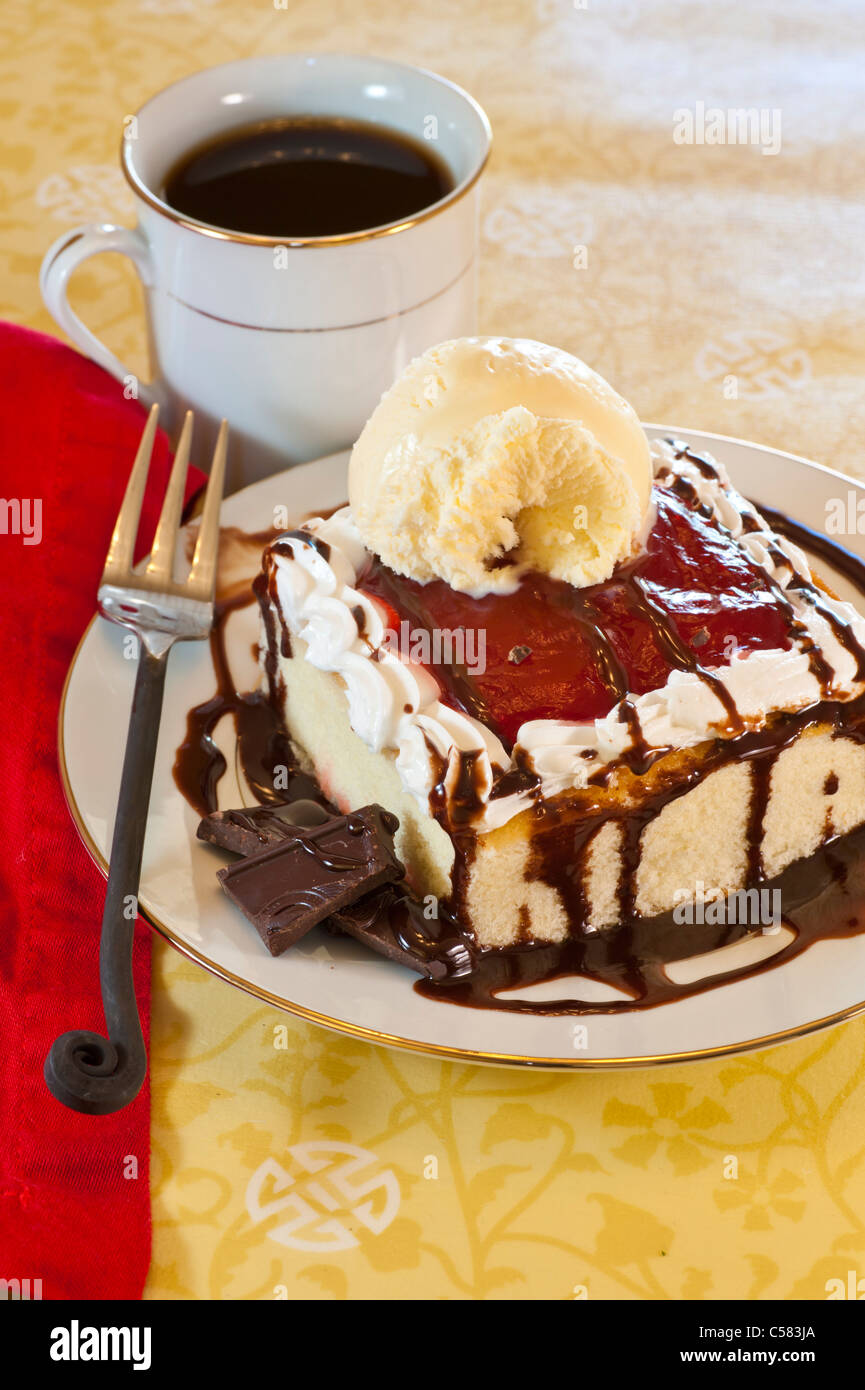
top-left (188, 419), bottom-right (228, 598)
top-left (102, 403), bottom-right (160, 580)
top-left (145, 410), bottom-right (193, 584)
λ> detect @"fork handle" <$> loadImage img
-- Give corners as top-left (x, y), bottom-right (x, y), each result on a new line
top-left (45, 645), bottom-right (169, 1114)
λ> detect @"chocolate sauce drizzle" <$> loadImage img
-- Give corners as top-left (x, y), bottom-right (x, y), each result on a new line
top-left (572, 596), bottom-right (629, 703)
top-left (358, 464), bottom-right (835, 801)
top-left (667, 443), bottom-right (864, 703)
top-left (626, 573), bottom-right (744, 733)
top-left (273, 529), bottom-right (332, 563)
top-left (596, 450), bottom-right (865, 772)
top-left (672, 441), bottom-right (723, 479)
top-left (758, 502), bottom-right (865, 684)
top-left (176, 508), bottom-right (865, 1017)
top-left (416, 502), bottom-right (865, 1012)
top-left (172, 539), bottom-right (328, 818)
top-left (416, 822), bottom-right (865, 1013)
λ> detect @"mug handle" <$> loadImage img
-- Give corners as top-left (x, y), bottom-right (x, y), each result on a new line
top-left (39, 223), bottom-right (161, 407)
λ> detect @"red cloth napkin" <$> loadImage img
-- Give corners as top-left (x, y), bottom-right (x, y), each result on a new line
top-left (0, 324), bottom-right (205, 1300)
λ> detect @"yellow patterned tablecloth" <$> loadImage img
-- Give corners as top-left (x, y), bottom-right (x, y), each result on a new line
top-left (6, 0), bottom-right (865, 1300)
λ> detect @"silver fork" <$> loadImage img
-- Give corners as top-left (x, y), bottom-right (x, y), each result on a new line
top-left (45, 404), bottom-right (228, 1116)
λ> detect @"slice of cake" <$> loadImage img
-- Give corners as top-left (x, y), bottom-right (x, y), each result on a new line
top-left (255, 338), bottom-right (865, 964)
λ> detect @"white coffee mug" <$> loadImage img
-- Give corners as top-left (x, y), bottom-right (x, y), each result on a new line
top-left (40, 54), bottom-right (491, 490)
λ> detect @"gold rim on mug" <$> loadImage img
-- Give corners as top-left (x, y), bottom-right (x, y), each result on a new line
top-left (57, 614), bottom-right (865, 1070)
top-left (120, 56), bottom-right (493, 249)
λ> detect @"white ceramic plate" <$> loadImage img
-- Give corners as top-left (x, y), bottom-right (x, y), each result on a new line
top-left (60, 427), bottom-right (865, 1068)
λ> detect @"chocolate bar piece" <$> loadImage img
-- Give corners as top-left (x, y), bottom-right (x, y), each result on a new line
top-left (198, 800), bottom-right (331, 857)
top-left (217, 805), bottom-right (404, 955)
top-left (329, 885), bottom-right (474, 981)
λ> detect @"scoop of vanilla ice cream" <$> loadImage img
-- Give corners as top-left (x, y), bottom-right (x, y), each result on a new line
top-left (348, 338), bottom-right (652, 595)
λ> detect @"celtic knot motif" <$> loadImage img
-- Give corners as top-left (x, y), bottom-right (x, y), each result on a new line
top-left (246, 1143), bottom-right (401, 1253)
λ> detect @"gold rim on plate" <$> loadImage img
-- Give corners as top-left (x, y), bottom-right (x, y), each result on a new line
top-left (56, 434), bottom-right (865, 1069)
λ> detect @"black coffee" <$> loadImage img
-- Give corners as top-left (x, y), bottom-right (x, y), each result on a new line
top-left (162, 117), bottom-right (455, 237)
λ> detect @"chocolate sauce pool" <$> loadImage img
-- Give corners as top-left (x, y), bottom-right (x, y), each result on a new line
top-left (174, 505), bottom-right (865, 1016)
top-left (172, 528), bottom-right (330, 818)
top-left (413, 820), bottom-right (865, 1013)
